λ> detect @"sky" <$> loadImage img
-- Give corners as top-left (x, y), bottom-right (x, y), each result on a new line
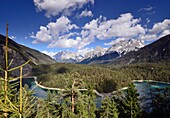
top-left (0, 0), bottom-right (170, 56)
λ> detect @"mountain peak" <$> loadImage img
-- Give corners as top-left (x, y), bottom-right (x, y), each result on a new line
top-left (84, 46), bottom-right (106, 59)
top-left (53, 51), bottom-right (83, 63)
top-left (110, 34), bottom-right (170, 65)
top-left (107, 39), bottom-right (145, 55)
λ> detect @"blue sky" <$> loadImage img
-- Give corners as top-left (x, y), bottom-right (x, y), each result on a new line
top-left (0, 0), bottom-right (170, 56)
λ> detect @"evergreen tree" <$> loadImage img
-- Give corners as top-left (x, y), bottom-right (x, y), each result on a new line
top-left (35, 91), bottom-right (61, 118)
top-left (118, 83), bottom-right (142, 118)
top-left (141, 87), bottom-right (170, 118)
top-left (99, 97), bottom-right (119, 118)
top-left (76, 86), bottom-right (96, 118)
top-left (61, 97), bottom-right (77, 118)
top-left (0, 24), bottom-right (36, 118)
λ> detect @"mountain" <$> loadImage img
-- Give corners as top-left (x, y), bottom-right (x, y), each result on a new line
top-left (80, 39), bottom-right (144, 64)
top-left (53, 51), bottom-right (84, 63)
top-left (109, 34), bottom-right (170, 65)
top-left (0, 34), bottom-right (56, 76)
top-left (106, 39), bottom-right (144, 55)
top-left (84, 46), bottom-right (106, 59)
top-left (80, 52), bottom-right (119, 64)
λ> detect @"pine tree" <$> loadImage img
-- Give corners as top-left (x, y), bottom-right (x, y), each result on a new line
top-left (99, 97), bottom-right (119, 118)
top-left (86, 86), bottom-right (96, 118)
top-left (151, 88), bottom-right (170, 117)
top-left (35, 91), bottom-right (61, 118)
top-left (0, 24), bottom-right (36, 118)
top-left (76, 87), bottom-right (96, 118)
top-left (119, 83), bottom-right (142, 118)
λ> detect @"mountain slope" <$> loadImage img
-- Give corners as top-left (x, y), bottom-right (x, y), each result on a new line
top-left (80, 39), bottom-right (144, 64)
top-left (0, 34), bottom-right (56, 76)
top-left (106, 39), bottom-right (144, 55)
top-left (110, 34), bottom-right (170, 65)
top-left (80, 52), bottom-right (119, 64)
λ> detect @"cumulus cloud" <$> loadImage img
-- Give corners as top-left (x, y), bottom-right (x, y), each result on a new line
top-left (79, 9), bottom-right (93, 18)
top-left (149, 19), bottom-right (170, 34)
top-left (31, 26), bottom-right (52, 44)
top-left (138, 34), bottom-right (157, 41)
top-left (104, 38), bottom-right (128, 46)
top-left (33, 0), bottom-right (94, 17)
top-left (31, 16), bottom-right (79, 44)
top-left (77, 47), bottom-right (94, 56)
top-left (31, 12), bottom-right (170, 50)
top-left (83, 13), bottom-right (145, 43)
top-left (31, 16), bottom-right (90, 49)
top-left (137, 19), bottom-right (170, 42)
top-left (48, 38), bottom-right (78, 48)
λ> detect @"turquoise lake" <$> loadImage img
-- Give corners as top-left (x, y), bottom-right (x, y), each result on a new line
top-left (14, 78), bottom-right (170, 108)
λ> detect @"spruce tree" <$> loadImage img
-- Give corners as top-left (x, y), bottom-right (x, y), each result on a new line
top-left (119, 83), bottom-right (142, 118)
top-left (99, 97), bottom-right (119, 118)
top-left (35, 91), bottom-right (61, 118)
top-left (0, 24), bottom-right (36, 118)
top-left (76, 86), bottom-right (96, 118)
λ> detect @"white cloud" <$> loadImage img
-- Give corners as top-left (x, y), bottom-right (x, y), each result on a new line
top-left (77, 47), bottom-right (94, 56)
top-left (9, 36), bottom-right (16, 39)
top-left (149, 19), bottom-right (170, 34)
top-left (138, 34), bottom-right (157, 41)
top-left (32, 12), bottom-right (170, 50)
top-left (138, 6), bottom-right (154, 12)
top-left (42, 51), bottom-right (57, 58)
top-left (83, 13), bottom-right (145, 42)
top-left (48, 38), bottom-right (78, 48)
top-left (137, 19), bottom-right (170, 42)
top-left (138, 5), bottom-right (155, 16)
top-left (138, 19), bottom-right (170, 42)
top-left (32, 26), bottom-right (52, 44)
top-left (146, 18), bottom-right (150, 23)
top-left (158, 29), bottom-right (170, 39)
top-left (33, 0), bottom-right (94, 17)
top-left (104, 38), bottom-right (128, 46)
top-left (31, 16), bottom-right (91, 49)
top-left (31, 16), bottom-right (79, 44)
top-left (47, 36), bottom-right (90, 49)
top-left (79, 9), bottom-right (93, 18)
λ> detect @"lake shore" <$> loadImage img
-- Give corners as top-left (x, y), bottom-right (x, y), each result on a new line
top-left (12, 77), bottom-right (170, 98)
top-left (34, 77), bottom-right (170, 97)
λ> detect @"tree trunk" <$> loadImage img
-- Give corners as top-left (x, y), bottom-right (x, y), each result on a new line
top-left (71, 80), bottom-right (76, 113)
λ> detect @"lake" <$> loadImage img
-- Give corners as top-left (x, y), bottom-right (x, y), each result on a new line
top-left (13, 77), bottom-right (170, 108)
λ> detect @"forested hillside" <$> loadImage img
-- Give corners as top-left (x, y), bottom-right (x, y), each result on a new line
top-left (33, 62), bottom-right (170, 93)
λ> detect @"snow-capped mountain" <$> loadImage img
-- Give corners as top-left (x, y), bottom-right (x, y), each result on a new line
top-left (53, 51), bottom-right (84, 63)
top-left (106, 39), bottom-right (145, 56)
top-left (84, 46), bottom-right (107, 59)
top-left (43, 39), bottom-right (145, 64)
top-left (80, 39), bottom-right (145, 64)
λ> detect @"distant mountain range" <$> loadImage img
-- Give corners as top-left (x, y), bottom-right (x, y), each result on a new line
top-left (109, 34), bottom-right (170, 65)
top-left (0, 34), bottom-right (56, 76)
top-left (79, 39), bottom-right (145, 64)
top-left (51, 34), bottom-right (169, 65)
top-left (53, 51), bottom-right (83, 63)
top-left (49, 39), bottom-right (145, 64)
top-left (1, 32), bottom-right (169, 76)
